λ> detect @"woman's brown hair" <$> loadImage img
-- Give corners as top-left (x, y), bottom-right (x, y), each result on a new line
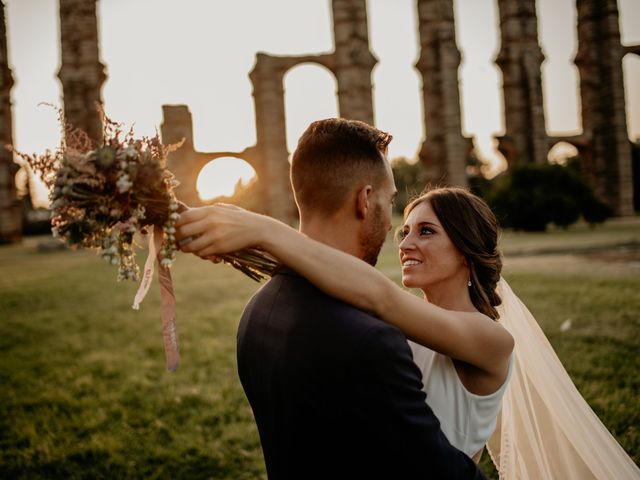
top-left (404, 187), bottom-right (502, 319)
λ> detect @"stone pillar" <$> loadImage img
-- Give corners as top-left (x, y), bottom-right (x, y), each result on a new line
top-left (495, 0), bottom-right (548, 167)
top-left (160, 105), bottom-right (201, 207)
top-left (415, 0), bottom-right (469, 187)
top-left (0, 0), bottom-right (21, 243)
top-left (249, 54), bottom-right (295, 223)
top-left (58, 0), bottom-right (106, 144)
top-left (575, 0), bottom-right (634, 216)
top-left (331, 0), bottom-right (377, 124)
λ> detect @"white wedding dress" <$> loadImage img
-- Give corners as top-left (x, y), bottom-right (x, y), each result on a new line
top-left (409, 278), bottom-right (640, 479)
top-left (409, 341), bottom-right (513, 458)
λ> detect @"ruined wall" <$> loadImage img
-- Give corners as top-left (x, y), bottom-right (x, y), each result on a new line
top-left (50, 0), bottom-right (636, 223)
top-left (416, 0), bottom-right (469, 187)
top-left (0, 0), bottom-right (21, 243)
top-left (495, 0), bottom-right (548, 167)
top-left (575, 0), bottom-right (634, 216)
top-left (245, 0), bottom-right (377, 222)
top-left (244, 0), bottom-right (377, 223)
top-left (58, 0), bottom-right (106, 143)
top-left (165, 0), bottom-right (377, 224)
top-left (160, 105), bottom-right (260, 210)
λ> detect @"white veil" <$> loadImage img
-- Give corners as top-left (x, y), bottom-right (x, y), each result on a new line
top-left (487, 278), bottom-right (640, 479)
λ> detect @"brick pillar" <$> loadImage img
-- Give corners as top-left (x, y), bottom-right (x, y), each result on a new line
top-left (0, 0), bottom-right (21, 243)
top-left (575, 0), bottom-right (634, 216)
top-left (331, 0), bottom-right (377, 124)
top-left (495, 0), bottom-right (548, 167)
top-left (416, 0), bottom-right (469, 187)
top-left (58, 0), bottom-right (106, 144)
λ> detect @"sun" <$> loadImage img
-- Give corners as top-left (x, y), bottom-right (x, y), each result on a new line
top-left (196, 157), bottom-right (257, 202)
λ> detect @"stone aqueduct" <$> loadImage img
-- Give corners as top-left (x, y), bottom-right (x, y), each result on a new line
top-left (1, 0), bottom-right (638, 241)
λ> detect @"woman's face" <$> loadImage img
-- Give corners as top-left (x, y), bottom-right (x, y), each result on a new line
top-left (398, 201), bottom-right (468, 289)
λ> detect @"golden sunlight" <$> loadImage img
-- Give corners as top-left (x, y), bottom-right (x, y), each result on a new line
top-left (196, 157), bottom-right (257, 201)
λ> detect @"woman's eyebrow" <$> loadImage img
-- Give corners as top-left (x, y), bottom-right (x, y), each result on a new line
top-left (402, 221), bottom-right (440, 231)
top-left (416, 221), bottom-right (440, 228)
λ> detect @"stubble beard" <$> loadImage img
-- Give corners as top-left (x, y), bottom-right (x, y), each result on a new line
top-left (360, 204), bottom-right (386, 266)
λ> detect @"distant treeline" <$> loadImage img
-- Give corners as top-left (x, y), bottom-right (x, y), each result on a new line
top-left (391, 149), bottom-right (640, 232)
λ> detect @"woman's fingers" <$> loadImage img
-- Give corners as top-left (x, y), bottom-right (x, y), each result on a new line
top-left (195, 245), bottom-right (222, 259)
top-left (178, 229), bottom-right (218, 253)
top-left (174, 203), bottom-right (260, 256)
top-left (175, 216), bottom-right (212, 242)
top-left (175, 207), bottom-right (210, 228)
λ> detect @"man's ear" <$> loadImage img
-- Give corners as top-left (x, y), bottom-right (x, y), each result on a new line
top-left (355, 185), bottom-right (373, 220)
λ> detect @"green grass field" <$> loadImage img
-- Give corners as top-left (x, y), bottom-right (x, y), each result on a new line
top-left (1, 218), bottom-right (639, 479)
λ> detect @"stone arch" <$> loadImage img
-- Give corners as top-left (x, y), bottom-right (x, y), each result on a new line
top-left (160, 105), bottom-right (262, 208)
top-left (158, 0), bottom-right (640, 222)
top-left (283, 62), bottom-right (339, 154)
top-left (243, 1), bottom-right (377, 224)
top-left (160, 0), bottom-right (377, 224)
top-left (196, 156), bottom-right (258, 202)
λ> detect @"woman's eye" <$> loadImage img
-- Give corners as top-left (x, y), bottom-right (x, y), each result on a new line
top-left (420, 227), bottom-right (433, 235)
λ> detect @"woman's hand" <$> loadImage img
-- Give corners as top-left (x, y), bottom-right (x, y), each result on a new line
top-left (175, 204), bottom-right (273, 258)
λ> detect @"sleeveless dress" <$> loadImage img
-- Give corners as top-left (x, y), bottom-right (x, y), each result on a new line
top-left (409, 340), bottom-right (513, 458)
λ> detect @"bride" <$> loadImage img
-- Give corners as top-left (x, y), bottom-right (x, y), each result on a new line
top-left (175, 187), bottom-right (640, 480)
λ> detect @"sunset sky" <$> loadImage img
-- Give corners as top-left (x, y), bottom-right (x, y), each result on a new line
top-left (4, 0), bottom-right (640, 201)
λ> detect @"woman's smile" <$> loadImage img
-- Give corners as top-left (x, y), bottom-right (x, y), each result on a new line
top-left (401, 257), bottom-right (423, 270)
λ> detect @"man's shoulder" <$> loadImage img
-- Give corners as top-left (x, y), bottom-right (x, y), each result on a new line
top-left (258, 269), bottom-right (381, 316)
top-left (239, 270), bottom-right (414, 386)
top-left (246, 269), bottom-right (407, 341)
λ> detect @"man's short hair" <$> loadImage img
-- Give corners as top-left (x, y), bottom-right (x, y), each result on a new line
top-left (290, 118), bottom-right (392, 216)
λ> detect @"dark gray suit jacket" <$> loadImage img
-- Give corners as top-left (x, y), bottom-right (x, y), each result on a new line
top-left (237, 267), bottom-right (486, 479)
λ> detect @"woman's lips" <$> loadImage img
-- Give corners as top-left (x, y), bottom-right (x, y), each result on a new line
top-left (401, 259), bottom-right (422, 271)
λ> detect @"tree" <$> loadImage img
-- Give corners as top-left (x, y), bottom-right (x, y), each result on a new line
top-left (486, 163), bottom-right (611, 231)
top-left (390, 157), bottom-right (426, 214)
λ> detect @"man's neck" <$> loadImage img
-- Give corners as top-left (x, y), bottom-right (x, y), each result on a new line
top-left (299, 215), bottom-right (362, 260)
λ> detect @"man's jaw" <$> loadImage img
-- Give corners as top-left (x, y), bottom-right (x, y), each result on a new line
top-left (362, 244), bottom-right (382, 266)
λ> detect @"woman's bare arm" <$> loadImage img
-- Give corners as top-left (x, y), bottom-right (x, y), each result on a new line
top-left (176, 205), bottom-right (514, 376)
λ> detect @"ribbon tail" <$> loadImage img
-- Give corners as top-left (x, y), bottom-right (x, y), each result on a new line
top-left (155, 226), bottom-right (180, 372)
top-left (132, 227), bottom-right (157, 310)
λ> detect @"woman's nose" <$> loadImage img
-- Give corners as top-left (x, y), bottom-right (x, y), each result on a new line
top-left (399, 234), bottom-right (413, 251)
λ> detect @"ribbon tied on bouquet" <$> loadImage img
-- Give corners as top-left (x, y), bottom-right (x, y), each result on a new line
top-left (132, 225), bottom-right (180, 372)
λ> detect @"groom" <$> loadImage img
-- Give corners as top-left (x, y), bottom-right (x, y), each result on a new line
top-left (235, 119), bottom-right (485, 479)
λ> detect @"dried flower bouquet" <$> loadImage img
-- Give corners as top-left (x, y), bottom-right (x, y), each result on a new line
top-left (10, 108), bottom-right (278, 370)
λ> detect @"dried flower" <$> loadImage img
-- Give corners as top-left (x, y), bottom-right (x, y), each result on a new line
top-left (116, 173), bottom-right (133, 193)
top-left (96, 146), bottom-right (116, 169)
top-left (9, 106), bottom-right (278, 283)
